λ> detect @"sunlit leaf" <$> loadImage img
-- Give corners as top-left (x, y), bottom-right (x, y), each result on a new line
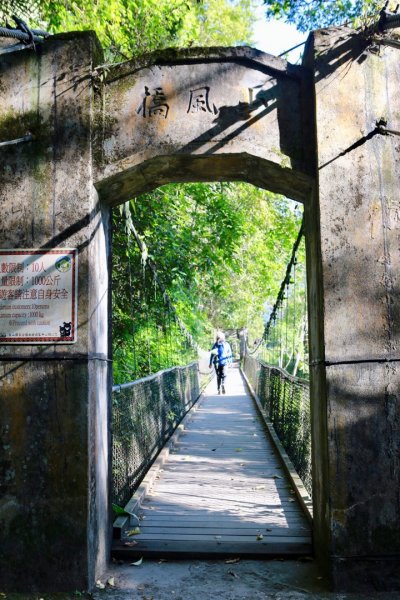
top-left (225, 557), bottom-right (240, 564)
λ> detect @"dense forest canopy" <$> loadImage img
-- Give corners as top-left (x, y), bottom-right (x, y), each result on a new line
top-left (0, 0), bottom-right (257, 61)
top-left (112, 184), bottom-right (303, 382)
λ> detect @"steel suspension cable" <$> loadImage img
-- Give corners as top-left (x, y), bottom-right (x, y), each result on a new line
top-left (247, 217), bottom-right (305, 357)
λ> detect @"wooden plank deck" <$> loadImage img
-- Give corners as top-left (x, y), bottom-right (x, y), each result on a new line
top-left (114, 365), bottom-right (312, 558)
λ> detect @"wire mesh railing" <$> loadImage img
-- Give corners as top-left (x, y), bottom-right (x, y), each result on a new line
top-left (242, 221), bottom-right (312, 495)
top-left (112, 358), bottom-right (208, 507)
top-left (242, 354), bottom-right (311, 495)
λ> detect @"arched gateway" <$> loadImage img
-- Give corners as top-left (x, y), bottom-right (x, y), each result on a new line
top-left (0, 27), bottom-right (399, 592)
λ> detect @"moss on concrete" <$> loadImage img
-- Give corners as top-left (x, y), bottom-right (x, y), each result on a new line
top-left (0, 110), bottom-right (42, 142)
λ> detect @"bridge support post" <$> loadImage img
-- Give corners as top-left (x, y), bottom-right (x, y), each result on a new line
top-left (0, 34), bottom-right (111, 591)
top-left (305, 28), bottom-right (400, 590)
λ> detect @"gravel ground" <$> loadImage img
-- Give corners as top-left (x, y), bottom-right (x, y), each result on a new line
top-left (2, 558), bottom-right (400, 600)
top-left (92, 557), bottom-right (400, 600)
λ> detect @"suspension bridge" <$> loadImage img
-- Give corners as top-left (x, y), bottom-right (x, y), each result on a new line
top-left (111, 224), bottom-right (312, 559)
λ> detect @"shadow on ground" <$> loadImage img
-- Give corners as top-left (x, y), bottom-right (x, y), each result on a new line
top-left (3, 557), bottom-right (400, 599)
top-left (94, 558), bottom-right (400, 600)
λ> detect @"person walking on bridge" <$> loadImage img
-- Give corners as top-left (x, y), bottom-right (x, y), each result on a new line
top-left (209, 331), bottom-right (232, 395)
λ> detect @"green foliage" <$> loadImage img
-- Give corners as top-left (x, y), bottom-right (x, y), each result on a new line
top-left (112, 182), bottom-right (303, 383)
top-left (0, 0), bottom-right (256, 62)
top-left (257, 235), bottom-right (309, 378)
top-left (176, 0), bottom-right (256, 47)
top-left (112, 207), bottom-right (199, 383)
top-left (262, 0), bottom-right (384, 32)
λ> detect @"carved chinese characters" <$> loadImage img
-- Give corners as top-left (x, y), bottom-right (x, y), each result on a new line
top-left (136, 85), bottom-right (219, 119)
top-left (137, 86), bottom-right (170, 118)
top-left (187, 87), bottom-right (218, 115)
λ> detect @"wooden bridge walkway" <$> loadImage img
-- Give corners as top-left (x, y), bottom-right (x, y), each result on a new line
top-left (114, 366), bottom-right (312, 558)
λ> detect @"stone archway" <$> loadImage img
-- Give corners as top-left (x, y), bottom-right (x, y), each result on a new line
top-left (0, 27), bottom-right (399, 592)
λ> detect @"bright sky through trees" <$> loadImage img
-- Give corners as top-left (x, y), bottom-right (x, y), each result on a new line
top-left (252, 1), bottom-right (307, 63)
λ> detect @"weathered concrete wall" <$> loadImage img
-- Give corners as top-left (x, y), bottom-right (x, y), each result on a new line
top-left (0, 33), bottom-right (111, 590)
top-left (305, 28), bottom-right (400, 590)
top-left (93, 47), bottom-right (314, 204)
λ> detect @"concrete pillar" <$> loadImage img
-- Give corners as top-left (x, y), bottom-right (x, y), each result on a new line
top-left (305, 28), bottom-right (400, 590)
top-left (0, 33), bottom-right (111, 591)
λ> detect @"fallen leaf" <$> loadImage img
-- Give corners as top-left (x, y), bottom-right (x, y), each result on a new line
top-left (266, 528), bottom-right (273, 532)
top-left (130, 557), bottom-right (143, 566)
top-left (289, 498), bottom-right (296, 503)
top-left (235, 448), bottom-right (242, 452)
top-left (107, 577), bottom-right (115, 587)
top-left (256, 534), bottom-right (264, 541)
top-left (95, 580), bottom-right (105, 589)
top-left (272, 474), bottom-right (282, 479)
top-left (112, 503), bottom-right (139, 522)
top-left (255, 485), bottom-right (265, 490)
top-left (124, 541), bottom-right (138, 546)
top-left (225, 558), bottom-right (240, 564)
top-left (127, 527), bottom-right (141, 536)
top-left (214, 535), bottom-right (222, 539)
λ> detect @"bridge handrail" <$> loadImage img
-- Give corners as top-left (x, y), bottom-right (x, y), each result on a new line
top-left (242, 354), bottom-right (312, 495)
top-left (112, 359), bottom-right (206, 507)
top-left (112, 360), bottom-right (200, 393)
top-left (257, 360), bottom-right (309, 388)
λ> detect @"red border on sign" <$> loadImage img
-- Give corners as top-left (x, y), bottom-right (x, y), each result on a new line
top-left (0, 249), bottom-right (77, 344)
